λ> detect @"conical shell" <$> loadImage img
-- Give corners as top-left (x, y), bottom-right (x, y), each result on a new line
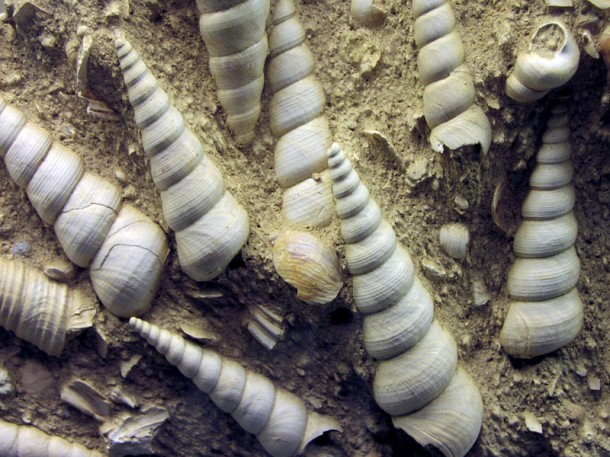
top-left (281, 177), bottom-right (334, 227)
top-left (129, 318), bottom-right (342, 457)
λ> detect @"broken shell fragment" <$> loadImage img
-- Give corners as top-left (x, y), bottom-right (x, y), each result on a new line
top-left (60, 379), bottom-right (111, 421)
top-left (272, 231), bottom-right (343, 305)
top-left (350, 0), bottom-right (386, 26)
top-left (439, 222), bottom-right (470, 260)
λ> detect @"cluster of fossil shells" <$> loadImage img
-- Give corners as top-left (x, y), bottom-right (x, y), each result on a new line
top-left (412, 0), bottom-right (492, 154)
top-left (327, 143), bottom-right (483, 457)
top-left (499, 105), bottom-right (583, 359)
top-left (195, 0), bottom-right (270, 145)
top-left (0, 258), bottom-right (95, 357)
top-left (116, 38), bottom-right (250, 282)
top-left (0, 418), bottom-right (103, 457)
top-left (129, 317), bottom-right (342, 457)
top-left (0, 96), bottom-right (168, 317)
top-left (506, 20), bottom-right (580, 103)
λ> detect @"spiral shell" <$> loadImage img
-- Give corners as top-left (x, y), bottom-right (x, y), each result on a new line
top-left (412, 0), bottom-right (492, 154)
top-left (0, 418), bottom-right (103, 457)
top-left (267, 0), bottom-right (334, 227)
top-left (116, 38), bottom-right (250, 282)
top-left (505, 20), bottom-right (580, 103)
top-left (0, 258), bottom-right (95, 357)
top-left (328, 143), bottom-right (482, 457)
top-left (129, 317), bottom-right (342, 457)
top-left (0, 96), bottom-right (168, 318)
top-left (500, 105), bottom-right (583, 358)
top-left (195, 0), bottom-right (270, 145)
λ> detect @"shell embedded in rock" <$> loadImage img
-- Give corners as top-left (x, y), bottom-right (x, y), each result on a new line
top-left (350, 0), bottom-right (386, 26)
top-left (129, 317), bottom-right (342, 457)
top-left (0, 96), bottom-right (169, 318)
top-left (0, 418), bottom-right (104, 456)
top-left (439, 222), bottom-right (470, 260)
top-left (328, 143), bottom-right (482, 457)
top-left (195, 0), bottom-right (270, 145)
top-left (505, 20), bottom-right (580, 103)
top-left (412, 0), bottom-right (492, 154)
top-left (116, 38), bottom-right (250, 282)
top-left (500, 105), bottom-right (583, 358)
top-left (267, 0), bottom-right (334, 227)
top-left (0, 258), bottom-right (95, 357)
top-left (272, 230), bottom-right (343, 305)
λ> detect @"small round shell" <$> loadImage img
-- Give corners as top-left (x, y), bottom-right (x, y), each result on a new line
top-left (439, 222), bottom-right (470, 260)
top-left (272, 231), bottom-right (343, 305)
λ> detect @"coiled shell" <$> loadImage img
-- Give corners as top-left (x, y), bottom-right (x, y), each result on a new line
top-left (116, 38), bottom-right (250, 282)
top-left (0, 96), bottom-right (169, 318)
top-left (0, 258), bottom-right (95, 357)
top-left (272, 231), bottom-right (342, 305)
top-left (500, 106), bottom-right (583, 358)
top-left (129, 318), bottom-right (342, 457)
top-left (0, 419), bottom-right (103, 457)
top-left (267, 0), bottom-right (334, 227)
top-left (195, 0), bottom-right (270, 144)
top-left (412, 0), bottom-right (491, 153)
top-left (328, 143), bottom-right (482, 457)
top-left (505, 20), bottom-right (580, 103)
top-left (439, 222), bottom-right (470, 260)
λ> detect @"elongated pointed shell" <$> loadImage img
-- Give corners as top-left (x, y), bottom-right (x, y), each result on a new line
top-left (0, 259), bottom-right (95, 357)
top-left (0, 96), bottom-right (169, 318)
top-left (500, 106), bottom-right (583, 358)
top-left (195, 0), bottom-right (270, 144)
top-left (328, 143), bottom-right (482, 457)
top-left (116, 38), bottom-right (250, 282)
top-left (129, 318), bottom-right (342, 457)
top-left (0, 419), bottom-right (103, 457)
top-left (505, 20), bottom-right (580, 103)
top-left (412, 0), bottom-right (491, 153)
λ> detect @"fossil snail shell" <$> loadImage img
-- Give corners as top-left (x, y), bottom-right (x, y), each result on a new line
top-left (0, 258), bottom-right (95, 357)
top-left (0, 96), bottom-right (168, 318)
top-left (268, 0), bottom-right (334, 227)
top-left (0, 418), bottom-right (103, 457)
top-left (116, 38), bottom-right (250, 282)
top-left (195, 0), bottom-right (270, 145)
top-left (412, 0), bottom-right (492, 154)
top-left (500, 105), bottom-right (583, 358)
top-left (350, 0), bottom-right (386, 26)
top-left (505, 20), bottom-right (580, 104)
top-left (328, 143), bottom-right (483, 457)
top-left (439, 222), bottom-right (470, 260)
top-left (130, 317), bottom-right (342, 457)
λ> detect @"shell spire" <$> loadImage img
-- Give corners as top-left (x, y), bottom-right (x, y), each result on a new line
top-left (0, 96), bottom-right (168, 318)
top-left (129, 317), bottom-right (342, 457)
top-left (116, 38), bottom-right (250, 282)
top-left (195, 0), bottom-right (270, 145)
top-left (499, 104), bottom-right (583, 358)
top-left (412, 0), bottom-right (492, 154)
top-left (327, 143), bottom-right (483, 457)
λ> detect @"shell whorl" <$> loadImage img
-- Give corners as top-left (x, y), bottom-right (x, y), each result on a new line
top-left (0, 418), bottom-right (103, 457)
top-left (268, 0), bottom-right (334, 227)
top-left (505, 20), bottom-right (580, 104)
top-left (0, 259), bottom-right (95, 357)
top-left (116, 38), bottom-right (250, 282)
top-left (129, 317), bottom-right (342, 457)
top-left (500, 106), bottom-right (583, 358)
top-left (412, 0), bottom-right (491, 154)
top-left (0, 96), bottom-right (168, 318)
top-left (195, 0), bottom-right (270, 145)
top-left (328, 143), bottom-right (483, 457)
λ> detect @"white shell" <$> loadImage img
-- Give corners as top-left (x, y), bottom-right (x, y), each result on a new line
top-left (500, 106), bottom-right (583, 358)
top-left (0, 258), bottom-right (95, 357)
top-left (129, 318), bottom-right (342, 457)
top-left (439, 222), bottom-right (470, 260)
top-left (117, 39), bottom-right (250, 282)
top-left (196, 0), bottom-right (270, 144)
top-left (413, 0), bottom-right (491, 154)
top-left (281, 176), bottom-right (334, 227)
top-left (505, 20), bottom-right (580, 103)
top-left (0, 418), bottom-right (103, 457)
top-left (350, 0), bottom-right (386, 26)
top-left (0, 96), bottom-right (169, 318)
top-left (328, 142), bottom-right (482, 457)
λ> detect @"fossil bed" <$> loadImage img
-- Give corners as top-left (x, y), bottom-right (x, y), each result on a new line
top-left (0, 0), bottom-right (609, 456)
